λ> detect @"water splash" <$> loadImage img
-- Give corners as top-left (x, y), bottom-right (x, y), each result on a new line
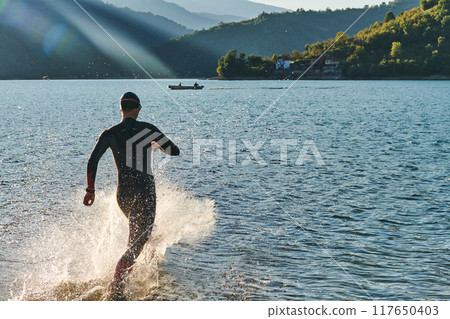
top-left (10, 180), bottom-right (216, 300)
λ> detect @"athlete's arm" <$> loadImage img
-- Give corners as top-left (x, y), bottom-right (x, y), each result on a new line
top-left (84, 131), bottom-right (110, 206)
top-left (149, 124), bottom-right (180, 156)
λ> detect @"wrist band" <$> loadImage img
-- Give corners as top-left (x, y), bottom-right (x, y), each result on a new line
top-left (86, 188), bottom-right (95, 193)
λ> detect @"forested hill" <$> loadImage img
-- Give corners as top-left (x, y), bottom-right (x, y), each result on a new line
top-left (217, 0), bottom-right (450, 79)
top-left (152, 0), bottom-right (420, 77)
top-left (0, 0), bottom-right (189, 79)
top-left (337, 0), bottom-right (450, 77)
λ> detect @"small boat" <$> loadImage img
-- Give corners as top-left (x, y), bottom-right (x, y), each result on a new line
top-left (168, 85), bottom-right (204, 90)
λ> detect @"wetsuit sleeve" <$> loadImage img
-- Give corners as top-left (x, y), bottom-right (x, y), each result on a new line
top-left (87, 131), bottom-right (110, 189)
top-left (149, 124), bottom-right (180, 156)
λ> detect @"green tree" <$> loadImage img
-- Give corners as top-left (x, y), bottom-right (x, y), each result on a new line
top-left (246, 54), bottom-right (267, 75)
top-left (290, 50), bottom-right (302, 60)
top-left (390, 42), bottom-right (403, 58)
top-left (442, 15), bottom-right (450, 36)
top-left (304, 44), bottom-right (310, 53)
top-left (217, 50), bottom-right (246, 77)
top-left (384, 11), bottom-right (395, 22)
top-left (420, 0), bottom-right (439, 10)
top-left (335, 32), bottom-right (350, 45)
top-left (438, 0), bottom-right (450, 11)
top-left (217, 50), bottom-right (270, 77)
top-left (437, 36), bottom-right (450, 73)
top-left (247, 54), bottom-right (263, 67)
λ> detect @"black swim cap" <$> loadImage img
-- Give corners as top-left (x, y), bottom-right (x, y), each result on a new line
top-left (120, 92), bottom-right (141, 111)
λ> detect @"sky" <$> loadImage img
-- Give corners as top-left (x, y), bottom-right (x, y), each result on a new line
top-left (251, 0), bottom-right (393, 10)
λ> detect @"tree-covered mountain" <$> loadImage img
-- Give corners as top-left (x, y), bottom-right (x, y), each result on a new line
top-left (0, 0), bottom-right (188, 79)
top-left (104, 0), bottom-right (245, 30)
top-left (151, 0), bottom-right (420, 77)
top-left (216, 0), bottom-right (450, 78)
top-left (342, 0), bottom-right (450, 77)
top-left (165, 0), bottom-right (289, 18)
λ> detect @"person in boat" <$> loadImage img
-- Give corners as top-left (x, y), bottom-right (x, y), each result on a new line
top-left (83, 92), bottom-right (180, 300)
top-left (194, 82), bottom-right (199, 88)
top-left (178, 82), bottom-right (182, 87)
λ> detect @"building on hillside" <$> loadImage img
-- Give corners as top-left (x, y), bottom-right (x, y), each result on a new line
top-left (276, 57), bottom-right (292, 70)
top-left (310, 55), bottom-right (343, 70)
top-left (271, 54), bottom-right (345, 79)
top-left (281, 54), bottom-right (345, 79)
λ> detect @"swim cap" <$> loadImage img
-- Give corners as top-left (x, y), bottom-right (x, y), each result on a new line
top-left (120, 92), bottom-right (141, 111)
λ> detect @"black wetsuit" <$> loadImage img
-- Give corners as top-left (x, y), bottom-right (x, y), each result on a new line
top-left (87, 117), bottom-right (179, 269)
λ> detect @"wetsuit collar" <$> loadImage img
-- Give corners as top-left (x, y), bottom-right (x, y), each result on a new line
top-left (122, 116), bottom-right (137, 121)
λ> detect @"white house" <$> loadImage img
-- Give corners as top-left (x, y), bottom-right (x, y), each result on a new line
top-left (276, 58), bottom-right (292, 70)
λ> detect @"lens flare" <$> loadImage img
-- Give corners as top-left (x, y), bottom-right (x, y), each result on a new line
top-left (43, 24), bottom-right (68, 55)
top-left (0, 0), bottom-right (27, 27)
top-left (0, 0), bottom-right (9, 13)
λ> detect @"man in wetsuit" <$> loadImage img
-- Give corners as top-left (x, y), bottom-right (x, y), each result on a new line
top-left (83, 92), bottom-right (180, 300)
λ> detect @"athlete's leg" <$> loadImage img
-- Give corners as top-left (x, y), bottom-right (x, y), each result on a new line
top-left (110, 188), bottom-right (134, 291)
top-left (127, 195), bottom-right (156, 261)
top-left (110, 185), bottom-right (156, 299)
top-left (113, 193), bottom-right (155, 280)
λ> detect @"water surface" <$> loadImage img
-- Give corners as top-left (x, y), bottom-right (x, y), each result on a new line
top-left (0, 80), bottom-right (449, 300)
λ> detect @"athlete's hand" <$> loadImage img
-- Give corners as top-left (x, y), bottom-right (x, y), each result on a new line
top-left (151, 141), bottom-right (162, 152)
top-left (83, 192), bottom-right (95, 206)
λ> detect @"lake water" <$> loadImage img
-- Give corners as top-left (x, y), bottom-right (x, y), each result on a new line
top-left (0, 79), bottom-right (449, 300)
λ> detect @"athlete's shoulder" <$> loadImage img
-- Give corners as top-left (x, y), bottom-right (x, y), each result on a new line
top-left (105, 121), bottom-right (128, 133)
top-left (98, 122), bottom-right (122, 139)
top-left (100, 126), bottom-right (114, 136)
top-left (137, 120), bottom-right (161, 132)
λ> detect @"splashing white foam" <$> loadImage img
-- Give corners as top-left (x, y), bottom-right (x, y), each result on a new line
top-left (10, 180), bottom-right (216, 300)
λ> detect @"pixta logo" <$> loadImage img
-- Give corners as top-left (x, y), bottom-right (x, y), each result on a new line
top-left (126, 129), bottom-right (171, 175)
top-left (192, 139), bottom-right (325, 166)
top-left (126, 132), bottom-right (325, 175)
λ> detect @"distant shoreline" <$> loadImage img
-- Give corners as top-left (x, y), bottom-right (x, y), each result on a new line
top-left (1, 75), bottom-right (449, 81)
top-left (211, 75), bottom-right (450, 81)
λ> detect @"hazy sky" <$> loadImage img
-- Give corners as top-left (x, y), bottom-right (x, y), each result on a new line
top-left (252, 0), bottom-right (391, 10)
